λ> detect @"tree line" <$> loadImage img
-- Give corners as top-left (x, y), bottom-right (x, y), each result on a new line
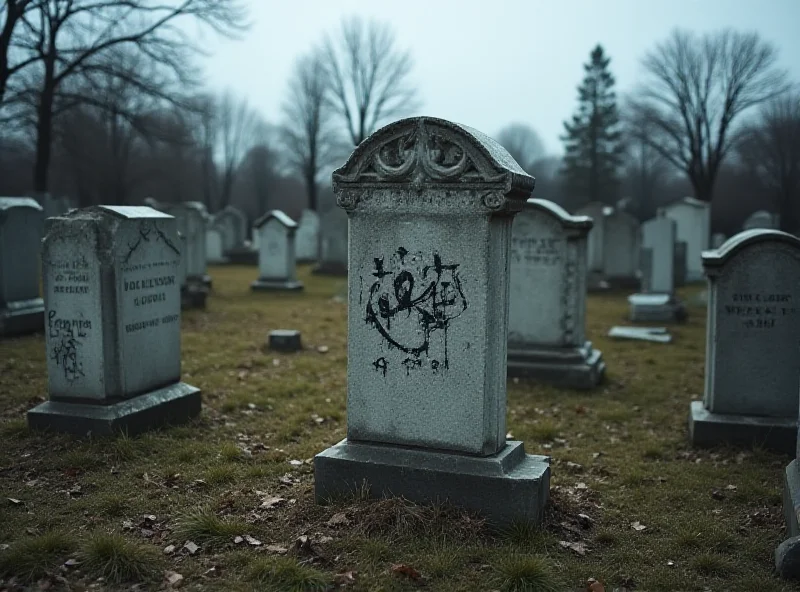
top-left (0, 4), bottom-right (797, 235)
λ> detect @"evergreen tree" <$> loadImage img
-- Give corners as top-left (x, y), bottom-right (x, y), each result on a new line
top-left (561, 44), bottom-right (624, 206)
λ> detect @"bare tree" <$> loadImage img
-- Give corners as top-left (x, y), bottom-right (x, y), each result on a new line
top-left (321, 16), bottom-right (419, 147)
top-left (9, 0), bottom-right (247, 193)
top-left (630, 29), bottom-right (788, 203)
top-left (214, 90), bottom-right (267, 211)
top-left (622, 108), bottom-right (673, 220)
top-left (0, 0), bottom-right (36, 105)
top-left (280, 51), bottom-right (342, 212)
top-left (737, 91), bottom-right (800, 232)
top-left (496, 123), bottom-right (545, 174)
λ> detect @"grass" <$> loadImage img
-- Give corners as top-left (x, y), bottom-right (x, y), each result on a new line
top-left (81, 533), bottom-right (160, 583)
top-left (0, 265), bottom-right (797, 591)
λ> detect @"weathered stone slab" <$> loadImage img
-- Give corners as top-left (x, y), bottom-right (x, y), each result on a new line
top-left (206, 228), bottom-right (227, 264)
top-left (659, 197), bottom-right (710, 282)
top-left (0, 198), bottom-right (45, 337)
top-left (27, 205), bottom-right (201, 435)
top-left (312, 207), bottom-right (348, 276)
top-left (314, 116), bottom-right (550, 525)
top-left (159, 202), bottom-right (211, 287)
top-left (608, 326), bottom-right (672, 343)
top-left (628, 293), bottom-right (687, 323)
top-left (213, 206), bottom-right (247, 252)
top-left (689, 229), bottom-right (800, 452)
top-left (251, 210), bottom-right (303, 292)
top-left (508, 199), bottom-right (604, 389)
top-left (602, 208), bottom-right (639, 286)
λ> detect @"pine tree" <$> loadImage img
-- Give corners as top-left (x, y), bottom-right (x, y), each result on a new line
top-left (561, 44), bottom-right (624, 206)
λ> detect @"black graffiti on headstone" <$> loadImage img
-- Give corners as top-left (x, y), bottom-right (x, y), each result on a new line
top-left (372, 357), bottom-right (388, 376)
top-left (47, 310), bottom-right (87, 383)
top-left (365, 248), bottom-right (467, 374)
top-left (124, 221), bottom-right (180, 264)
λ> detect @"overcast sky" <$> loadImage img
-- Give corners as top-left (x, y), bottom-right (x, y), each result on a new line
top-left (201, 0), bottom-right (800, 156)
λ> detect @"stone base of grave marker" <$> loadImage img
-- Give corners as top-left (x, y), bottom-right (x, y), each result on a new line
top-left (269, 329), bottom-right (302, 352)
top-left (777, 460), bottom-right (800, 578)
top-left (628, 293), bottom-right (687, 323)
top-left (181, 284), bottom-right (208, 310)
top-left (507, 342), bottom-right (605, 390)
top-left (688, 401), bottom-right (796, 454)
top-left (251, 278), bottom-right (304, 292)
top-left (225, 247), bottom-right (258, 266)
top-left (27, 382), bottom-right (201, 437)
top-left (0, 298), bottom-right (45, 337)
top-left (311, 262), bottom-right (347, 277)
top-left (315, 439), bottom-right (551, 527)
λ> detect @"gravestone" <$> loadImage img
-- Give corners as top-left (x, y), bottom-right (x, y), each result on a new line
top-left (712, 233), bottom-right (727, 248)
top-left (602, 208), bottom-right (640, 288)
top-left (269, 329), bottom-right (302, 352)
top-left (160, 202), bottom-right (211, 288)
top-left (213, 206), bottom-right (247, 252)
top-left (689, 230), bottom-right (800, 453)
top-left (674, 241), bottom-right (688, 287)
top-left (576, 202), bottom-right (608, 274)
top-left (659, 197), bottom-right (710, 282)
top-left (205, 228), bottom-right (226, 264)
top-left (744, 210), bottom-right (778, 231)
top-left (27, 206), bottom-right (201, 435)
top-left (0, 198), bottom-right (45, 336)
top-left (314, 117), bottom-right (551, 526)
top-left (312, 207), bottom-right (348, 276)
top-left (295, 209), bottom-right (320, 262)
top-left (778, 378), bottom-right (800, 578)
top-left (508, 199), bottom-right (604, 388)
top-left (251, 210), bottom-right (303, 291)
top-left (630, 215), bottom-right (686, 322)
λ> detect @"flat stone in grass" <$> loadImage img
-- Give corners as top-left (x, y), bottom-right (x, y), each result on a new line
top-left (269, 329), bottom-right (302, 352)
top-left (27, 206), bottom-right (200, 436)
top-left (312, 207), bottom-right (348, 276)
top-left (689, 229), bottom-right (800, 454)
top-left (629, 215), bottom-right (686, 323)
top-left (507, 198), bottom-right (604, 389)
top-left (0, 198), bottom-right (45, 337)
top-left (251, 210), bottom-right (303, 292)
top-left (314, 116), bottom-right (550, 527)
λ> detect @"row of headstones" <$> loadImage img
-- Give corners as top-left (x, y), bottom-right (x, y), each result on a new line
top-left (4, 117), bottom-right (800, 577)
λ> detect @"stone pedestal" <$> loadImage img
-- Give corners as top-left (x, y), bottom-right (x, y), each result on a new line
top-left (313, 117), bottom-right (550, 526)
top-left (251, 210), bottom-right (303, 292)
top-left (0, 198), bottom-right (45, 337)
top-left (628, 293), bottom-right (687, 323)
top-left (507, 199), bottom-right (604, 389)
top-left (27, 206), bottom-right (201, 436)
top-left (688, 230), bottom-right (800, 452)
top-left (316, 440), bottom-right (550, 526)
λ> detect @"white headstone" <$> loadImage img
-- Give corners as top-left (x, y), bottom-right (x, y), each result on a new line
top-left (160, 202), bottom-right (209, 283)
top-left (658, 197), bottom-right (710, 282)
top-left (508, 199), bottom-right (604, 388)
top-left (295, 209), bottom-right (320, 261)
top-left (205, 229), bottom-right (225, 264)
top-left (690, 230), bottom-right (800, 452)
top-left (251, 211), bottom-right (303, 291)
top-left (28, 206), bottom-right (200, 435)
top-left (315, 207), bottom-right (348, 275)
top-left (640, 216), bottom-right (676, 293)
top-left (213, 206), bottom-right (247, 251)
top-left (576, 201), bottom-right (608, 273)
top-left (0, 198), bottom-right (45, 335)
top-left (602, 209), bottom-right (640, 280)
top-left (314, 116), bottom-right (550, 527)
top-left (743, 210), bottom-right (778, 231)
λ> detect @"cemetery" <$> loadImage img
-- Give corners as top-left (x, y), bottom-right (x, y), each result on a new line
top-left (0, 117), bottom-right (799, 592)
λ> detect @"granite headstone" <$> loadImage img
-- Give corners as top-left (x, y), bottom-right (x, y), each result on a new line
top-left (27, 206), bottom-right (201, 435)
top-left (251, 210), bottom-right (303, 291)
top-left (295, 209), bottom-right (320, 262)
top-left (313, 117), bottom-right (551, 526)
top-left (507, 199), bottom-right (604, 388)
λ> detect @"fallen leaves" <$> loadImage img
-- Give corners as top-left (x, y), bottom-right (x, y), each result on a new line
top-left (164, 570), bottom-right (184, 588)
top-left (390, 563), bottom-right (425, 584)
top-left (586, 578), bottom-right (605, 592)
top-left (260, 495), bottom-right (286, 509)
top-left (334, 570), bottom-right (358, 586)
top-left (327, 512), bottom-right (351, 527)
top-left (183, 541), bottom-right (199, 555)
top-left (631, 521), bottom-right (647, 532)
